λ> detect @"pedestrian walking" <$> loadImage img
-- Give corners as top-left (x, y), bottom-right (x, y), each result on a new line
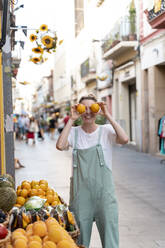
top-left (26, 116), bottom-right (38, 144)
top-left (49, 113), bottom-right (57, 140)
top-left (56, 94), bottom-right (128, 248)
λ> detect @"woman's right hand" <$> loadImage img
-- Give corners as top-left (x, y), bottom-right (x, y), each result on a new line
top-left (70, 105), bottom-right (82, 121)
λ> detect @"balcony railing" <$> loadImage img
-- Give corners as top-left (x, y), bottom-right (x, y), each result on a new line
top-left (101, 16), bottom-right (137, 54)
top-left (146, 0), bottom-right (165, 29)
top-left (148, 0), bottom-right (165, 21)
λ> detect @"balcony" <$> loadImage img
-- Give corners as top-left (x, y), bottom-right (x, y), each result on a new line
top-left (80, 58), bottom-right (97, 85)
top-left (101, 16), bottom-right (137, 55)
top-left (145, 0), bottom-right (165, 29)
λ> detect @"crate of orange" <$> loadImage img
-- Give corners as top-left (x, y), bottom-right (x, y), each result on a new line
top-left (15, 180), bottom-right (62, 208)
top-left (7, 218), bottom-right (83, 248)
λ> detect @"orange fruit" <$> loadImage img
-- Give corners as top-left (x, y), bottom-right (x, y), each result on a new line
top-left (28, 235), bottom-right (42, 244)
top-left (48, 227), bottom-right (64, 244)
top-left (16, 189), bottom-right (22, 196)
top-left (51, 201), bottom-right (59, 207)
top-left (13, 239), bottom-right (27, 248)
top-left (14, 204), bottom-right (21, 208)
top-left (76, 104), bottom-right (86, 114)
top-left (37, 188), bottom-right (45, 196)
top-left (21, 189), bottom-right (28, 198)
top-left (57, 240), bottom-right (75, 248)
top-left (46, 194), bottom-right (54, 204)
top-left (28, 241), bottom-right (42, 248)
top-left (43, 241), bottom-right (57, 248)
top-left (39, 180), bottom-right (48, 186)
top-left (40, 183), bottom-right (48, 191)
top-left (16, 196), bottom-right (26, 206)
top-left (90, 103), bottom-right (100, 113)
top-left (33, 221), bottom-right (47, 237)
top-left (17, 185), bottom-right (21, 190)
top-left (31, 180), bottom-right (39, 188)
top-left (32, 184), bottom-right (40, 190)
top-left (30, 188), bottom-right (38, 197)
top-left (22, 182), bottom-right (31, 190)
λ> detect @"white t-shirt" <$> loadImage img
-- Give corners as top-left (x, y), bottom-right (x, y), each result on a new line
top-left (68, 124), bottom-right (116, 171)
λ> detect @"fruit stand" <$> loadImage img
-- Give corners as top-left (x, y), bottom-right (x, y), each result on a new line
top-left (0, 175), bottom-right (84, 248)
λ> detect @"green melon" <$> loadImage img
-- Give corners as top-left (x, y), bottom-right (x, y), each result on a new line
top-left (0, 187), bottom-right (17, 212)
top-left (0, 176), bottom-right (12, 188)
top-left (3, 174), bottom-right (15, 189)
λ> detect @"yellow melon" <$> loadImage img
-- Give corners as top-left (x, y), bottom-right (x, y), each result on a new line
top-left (28, 241), bottom-right (42, 248)
top-left (33, 221), bottom-right (47, 237)
top-left (28, 235), bottom-right (42, 244)
top-left (43, 241), bottom-right (57, 248)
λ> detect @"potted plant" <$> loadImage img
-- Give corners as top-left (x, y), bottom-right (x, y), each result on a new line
top-left (129, 0), bottom-right (137, 41)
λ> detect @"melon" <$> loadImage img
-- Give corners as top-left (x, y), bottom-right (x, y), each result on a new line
top-left (0, 187), bottom-right (17, 212)
top-left (0, 177), bottom-right (12, 188)
top-left (3, 174), bottom-right (15, 189)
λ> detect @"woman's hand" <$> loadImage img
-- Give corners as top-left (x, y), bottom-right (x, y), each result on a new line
top-left (98, 102), bottom-right (110, 118)
top-left (70, 105), bottom-right (82, 121)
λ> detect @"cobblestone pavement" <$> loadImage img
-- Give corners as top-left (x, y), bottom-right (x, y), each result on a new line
top-left (15, 134), bottom-right (165, 248)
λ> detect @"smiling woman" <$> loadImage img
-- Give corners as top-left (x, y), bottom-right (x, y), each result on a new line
top-left (56, 94), bottom-right (128, 248)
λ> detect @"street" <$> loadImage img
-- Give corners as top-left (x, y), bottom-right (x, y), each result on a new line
top-left (15, 134), bottom-right (165, 248)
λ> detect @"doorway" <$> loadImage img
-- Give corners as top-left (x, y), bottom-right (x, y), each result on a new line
top-left (129, 83), bottom-right (136, 141)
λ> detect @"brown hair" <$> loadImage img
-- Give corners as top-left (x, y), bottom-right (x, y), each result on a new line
top-left (79, 94), bottom-right (97, 103)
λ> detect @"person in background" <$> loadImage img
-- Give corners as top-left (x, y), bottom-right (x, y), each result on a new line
top-left (57, 114), bottom-right (65, 134)
top-left (56, 94), bottom-right (128, 248)
top-left (26, 116), bottom-right (38, 144)
top-left (49, 113), bottom-right (57, 140)
top-left (38, 115), bottom-right (46, 140)
top-left (63, 112), bottom-right (70, 126)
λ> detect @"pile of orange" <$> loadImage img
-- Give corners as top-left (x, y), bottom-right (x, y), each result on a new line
top-left (7, 218), bottom-right (78, 248)
top-left (15, 180), bottom-right (61, 207)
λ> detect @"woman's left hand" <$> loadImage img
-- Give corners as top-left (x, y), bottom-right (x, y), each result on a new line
top-left (98, 102), bottom-right (110, 118)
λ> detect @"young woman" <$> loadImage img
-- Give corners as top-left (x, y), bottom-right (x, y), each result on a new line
top-left (56, 95), bottom-right (128, 248)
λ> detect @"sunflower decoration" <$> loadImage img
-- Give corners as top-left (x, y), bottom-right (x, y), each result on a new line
top-left (29, 24), bottom-right (63, 65)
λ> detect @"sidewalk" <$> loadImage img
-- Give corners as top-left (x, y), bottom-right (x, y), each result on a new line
top-left (15, 135), bottom-right (165, 248)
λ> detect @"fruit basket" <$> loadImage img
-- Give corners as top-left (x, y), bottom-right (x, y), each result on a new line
top-left (0, 210), bottom-right (9, 228)
top-left (68, 214), bottom-right (80, 242)
top-left (0, 230), bottom-right (11, 248)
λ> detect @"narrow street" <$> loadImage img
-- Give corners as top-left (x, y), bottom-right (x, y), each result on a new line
top-left (15, 134), bottom-right (165, 248)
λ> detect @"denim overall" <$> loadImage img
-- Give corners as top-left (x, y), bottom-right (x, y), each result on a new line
top-left (69, 126), bottom-right (119, 248)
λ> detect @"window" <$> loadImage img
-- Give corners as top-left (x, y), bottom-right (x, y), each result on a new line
top-left (75, 0), bottom-right (84, 37)
top-left (81, 58), bottom-right (89, 78)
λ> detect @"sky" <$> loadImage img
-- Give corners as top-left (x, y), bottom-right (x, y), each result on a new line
top-left (14, 0), bottom-right (131, 85)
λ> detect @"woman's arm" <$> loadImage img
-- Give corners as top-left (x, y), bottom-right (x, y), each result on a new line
top-left (98, 102), bottom-right (129, 145)
top-left (56, 105), bottom-right (81, 150)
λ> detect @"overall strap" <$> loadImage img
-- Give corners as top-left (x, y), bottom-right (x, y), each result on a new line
top-left (73, 128), bottom-right (78, 168)
top-left (97, 126), bottom-right (102, 144)
top-left (74, 128), bottom-right (78, 149)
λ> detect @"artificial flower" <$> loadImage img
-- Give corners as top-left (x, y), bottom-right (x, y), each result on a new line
top-left (40, 24), bottom-right (48, 31)
top-left (31, 57), bottom-right (41, 64)
top-left (32, 47), bottom-right (44, 54)
top-left (41, 35), bottom-right (54, 48)
top-left (29, 34), bottom-right (37, 42)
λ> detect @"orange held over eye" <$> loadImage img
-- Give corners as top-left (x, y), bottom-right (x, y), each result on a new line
top-left (90, 103), bottom-right (100, 113)
top-left (76, 104), bottom-right (86, 114)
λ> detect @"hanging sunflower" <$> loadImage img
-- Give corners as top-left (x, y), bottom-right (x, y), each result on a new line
top-left (40, 24), bottom-right (48, 31)
top-left (41, 35), bottom-right (54, 49)
top-left (30, 34), bottom-right (37, 42)
top-left (29, 24), bottom-right (63, 64)
top-left (32, 47), bottom-right (44, 54)
top-left (31, 57), bottom-right (41, 64)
